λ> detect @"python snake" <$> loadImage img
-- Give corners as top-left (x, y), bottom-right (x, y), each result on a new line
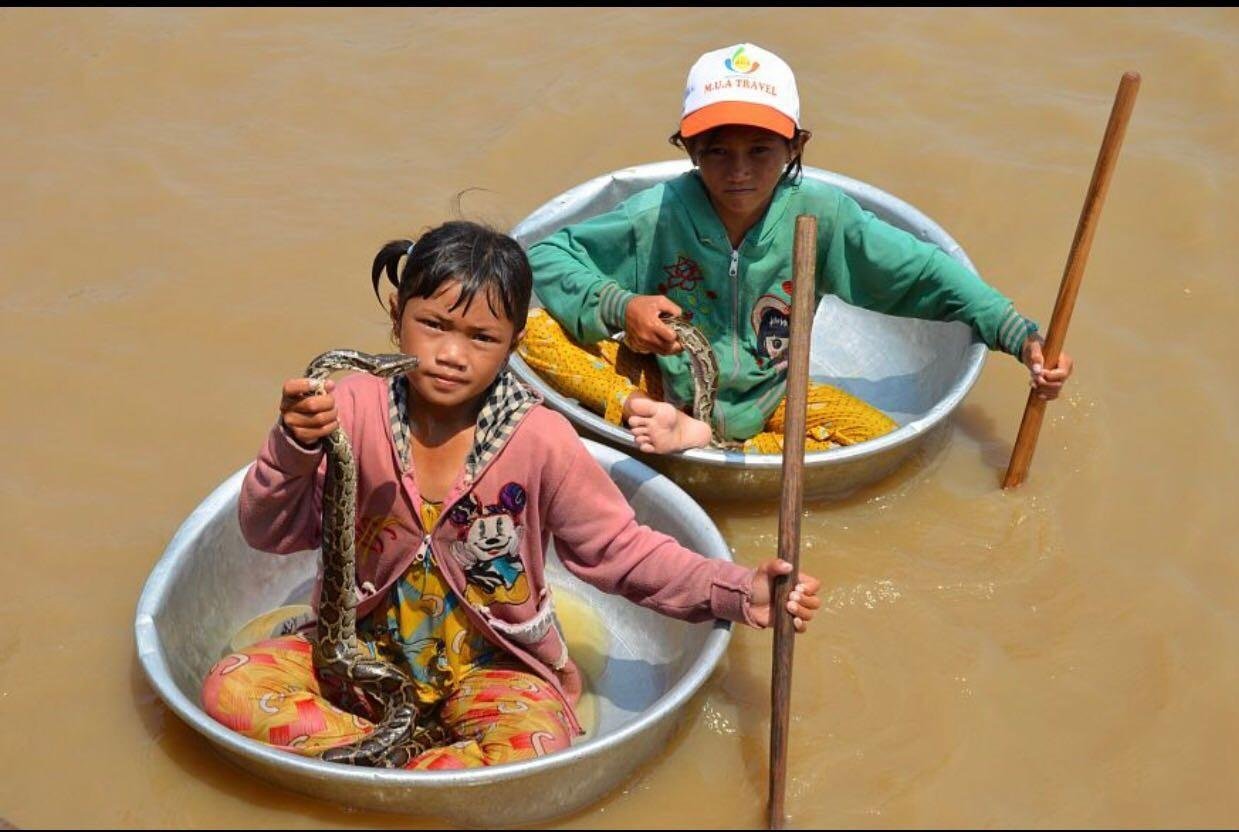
top-left (641, 315), bottom-right (738, 449)
top-left (304, 349), bottom-right (449, 768)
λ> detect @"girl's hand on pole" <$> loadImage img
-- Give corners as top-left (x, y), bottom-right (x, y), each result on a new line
top-left (624, 294), bottom-right (684, 355)
top-left (1021, 333), bottom-right (1074, 400)
top-left (279, 377), bottom-right (338, 447)
top-left (748, 559), bottom-right (822, 632)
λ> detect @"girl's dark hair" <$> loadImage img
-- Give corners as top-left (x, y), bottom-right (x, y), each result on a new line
top-left (371, 220), bottom-right (532, 333)
top-left (669, 126), bottom-right (812, 184)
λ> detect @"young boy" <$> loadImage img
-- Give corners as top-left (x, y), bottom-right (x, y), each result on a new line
top-left (521, 43), bottom-right (1073, 454)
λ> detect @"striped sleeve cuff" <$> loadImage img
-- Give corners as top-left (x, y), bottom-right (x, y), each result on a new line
top-left (997, 305), bottom-right (1040, 357)
top-left (597, 281), bottom-right (639, 335)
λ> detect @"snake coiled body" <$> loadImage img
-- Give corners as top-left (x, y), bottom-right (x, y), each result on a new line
top-left (652, 315), bottom-right (747, 450)
top-left (662, 316), bottom-right (719, 439)
top-left (305, 349), bottom-right (449, 768)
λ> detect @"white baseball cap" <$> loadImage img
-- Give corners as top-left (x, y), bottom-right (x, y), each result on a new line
top-left (680, 43), bottom-right (800, 139)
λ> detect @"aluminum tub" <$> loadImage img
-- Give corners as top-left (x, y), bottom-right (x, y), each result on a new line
top-left (510, 160), bottom-right (987, 500)
top-left (134, 439), bottom-right (732, 826)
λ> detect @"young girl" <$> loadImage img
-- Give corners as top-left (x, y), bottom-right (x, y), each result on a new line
top-left (202, 220), bottom-right (821, 770)
top-left (519, 42), bottom-right (1075, 455)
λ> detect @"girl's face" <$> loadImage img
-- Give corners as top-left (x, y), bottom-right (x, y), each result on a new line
top-left (689, 125), bottom-right (800, 220)
top-left (391, 280), bottom-right (521, 411)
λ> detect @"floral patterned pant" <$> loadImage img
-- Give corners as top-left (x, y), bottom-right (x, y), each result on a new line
top-left (202, 634), bottom-right (574, 769)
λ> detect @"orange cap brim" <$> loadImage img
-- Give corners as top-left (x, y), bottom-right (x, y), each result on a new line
top-left (680, 101), bottom-right (796, 139)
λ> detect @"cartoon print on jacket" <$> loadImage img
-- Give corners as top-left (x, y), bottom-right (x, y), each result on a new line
top-left (447, 482), bottom-right (531, 606)
top-left (751, 293), bottom-right (791, 369)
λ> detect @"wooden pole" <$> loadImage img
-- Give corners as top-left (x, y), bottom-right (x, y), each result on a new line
top-left (767, 215), bottom-right (818, 829)
top-left (1003, 71), bottom-right (1141, 489)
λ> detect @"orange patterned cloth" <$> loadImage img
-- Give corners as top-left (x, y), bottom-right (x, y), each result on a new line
top-left (202, 634), bottom-right (573, 768)
top-left (518, 308), bottom-right (663, 425)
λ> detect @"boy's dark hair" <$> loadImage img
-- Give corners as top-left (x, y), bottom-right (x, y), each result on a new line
top-left (669, 127), bottom-right (812, 184)
top-left (371, 220), bottom-right (532, 333)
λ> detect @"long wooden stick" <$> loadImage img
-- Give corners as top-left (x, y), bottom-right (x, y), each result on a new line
top-left (768, 215), bottom-right (818, 829)
top-left (1002, 71), bottom-right (1141, 489)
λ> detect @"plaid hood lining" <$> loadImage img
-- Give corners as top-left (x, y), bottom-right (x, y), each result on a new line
top-left (388, 369), bottom-right (539, 486)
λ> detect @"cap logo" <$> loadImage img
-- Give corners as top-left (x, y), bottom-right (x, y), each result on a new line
top-left (724, 46), bottom-right (759, 74)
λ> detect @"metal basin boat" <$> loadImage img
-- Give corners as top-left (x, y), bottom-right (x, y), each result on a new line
top-left (510, 160), bottom-right (987, 500)
top-left (134, 439), bottom-right (732, 826)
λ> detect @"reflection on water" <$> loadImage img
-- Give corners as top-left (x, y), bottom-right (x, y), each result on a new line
top-left (1, 6), bottom-right (1236, 829)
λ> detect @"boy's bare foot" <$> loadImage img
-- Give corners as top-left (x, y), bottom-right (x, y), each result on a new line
top-left (625, 396), bottom-right (712, 454)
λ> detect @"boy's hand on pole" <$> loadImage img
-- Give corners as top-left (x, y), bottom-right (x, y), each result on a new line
top-left (624, 294), bottom-right (684, 355)
top-left (1020, 333), bottom-right (1074, 401)
top-left (748, 559), bottom-right (822, 632)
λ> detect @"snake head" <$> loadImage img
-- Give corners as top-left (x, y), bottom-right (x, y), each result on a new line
top-left (304, 349), bottom-right (419, 381)
top-left (368, 353), bottom-right (420, 378)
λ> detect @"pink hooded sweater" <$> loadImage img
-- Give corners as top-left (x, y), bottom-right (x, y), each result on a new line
top-left (238, 370), bottom-right (758, 734)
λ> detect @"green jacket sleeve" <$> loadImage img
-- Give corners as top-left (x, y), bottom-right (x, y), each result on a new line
top-left (818, 190), bottom-right (1038, 356)
top-left (714, 383), bottom-right (784, 442)
top-left (527, 204), bottom-right (642, 345)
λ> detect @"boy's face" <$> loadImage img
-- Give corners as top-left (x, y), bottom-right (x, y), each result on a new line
top-left (689, 124), bottom-right (800, 220)
top-left (392, 280), bottom-right (522, 411)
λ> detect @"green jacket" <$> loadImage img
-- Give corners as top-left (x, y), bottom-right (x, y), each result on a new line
top-left (528, 171), bottom-right (1036, 441)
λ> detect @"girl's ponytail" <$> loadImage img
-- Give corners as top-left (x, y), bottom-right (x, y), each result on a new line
top-left (371, 239), bottom-right (416, 302)
top-left (371, 222), bottom-right (532, 333)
